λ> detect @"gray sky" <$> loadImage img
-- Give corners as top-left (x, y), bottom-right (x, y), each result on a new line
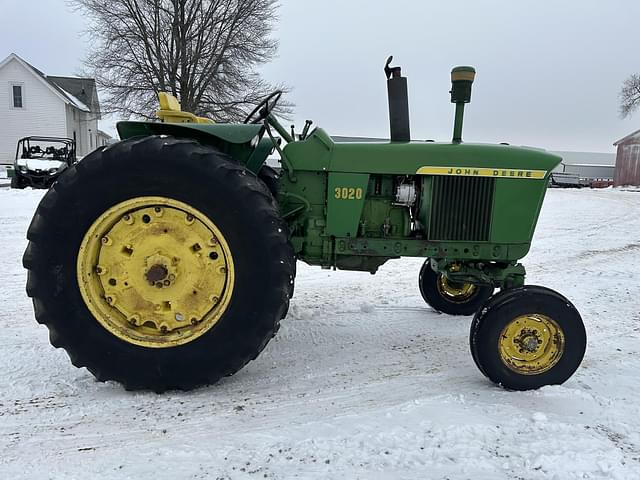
top-left (2, 0), bottom-right (639, 152)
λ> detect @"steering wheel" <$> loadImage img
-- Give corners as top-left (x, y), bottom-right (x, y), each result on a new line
top-left (244, 91), bottom-right (283, 124)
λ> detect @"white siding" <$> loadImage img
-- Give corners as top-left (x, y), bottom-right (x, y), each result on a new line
top-left (65, 104), bottom-right (81, 152)
top-left (66, 104), bottom-right (100, 157)
top-left (81, 111), bottom-right (99, 157)
top-left (0, 57), bottom-right (67, 164)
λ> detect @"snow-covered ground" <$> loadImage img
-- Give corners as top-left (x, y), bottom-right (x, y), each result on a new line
top-left (1, 187), bottom-right (639, 479)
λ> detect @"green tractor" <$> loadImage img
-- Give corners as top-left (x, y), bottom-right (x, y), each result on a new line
top-left (24, 58), bottom-right (586, 392)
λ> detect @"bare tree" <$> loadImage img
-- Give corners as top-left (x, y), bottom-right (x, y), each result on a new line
top-left (620, 73), bottom-right (640, 118)
top-left (72, 0), bottom-right (290, 121)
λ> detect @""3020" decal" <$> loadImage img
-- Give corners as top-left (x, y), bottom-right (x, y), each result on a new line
top-left (334, 187), bottom-right (364, 200)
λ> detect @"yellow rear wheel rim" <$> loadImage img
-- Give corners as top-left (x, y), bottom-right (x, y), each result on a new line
top-left (437, 275), bottom-right (477, 303)
top-left (499, 314), bottom-right (565, 375)
top-left (77, 197), bottom-right (234, 348)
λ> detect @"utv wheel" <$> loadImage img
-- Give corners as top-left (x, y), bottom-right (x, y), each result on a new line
top-left (11, 176), bottom-right (24, 189)
top-left (469, 286), bottom-right (586, 391)
top-left (419, 259), bottom-right (493, 316)
top-left (23, 136), bottom-right (295, 392)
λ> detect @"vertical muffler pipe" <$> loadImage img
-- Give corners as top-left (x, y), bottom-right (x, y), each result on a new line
top-left (385, 56), bottom-right (411, 142)
top-left (450, 66), bottom-right (476, 143)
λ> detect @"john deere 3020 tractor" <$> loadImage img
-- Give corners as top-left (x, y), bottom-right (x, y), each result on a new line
top-left (24, 59), bottom-right (586, 392)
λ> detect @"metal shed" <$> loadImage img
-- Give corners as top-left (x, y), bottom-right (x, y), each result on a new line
top-left (614, 129), bottom-right (640, 186)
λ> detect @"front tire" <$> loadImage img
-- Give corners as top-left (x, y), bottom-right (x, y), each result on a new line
top-left (24, 136), bottom-right (295, 392)
top-left (419, 259), bottom-right (493, 316)
top-left (470, 286), bottom-right (586, 390)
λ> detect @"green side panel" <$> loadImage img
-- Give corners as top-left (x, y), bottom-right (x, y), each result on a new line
top-left (326, 173), bottom-right (370, 237)
top-left (282, 128), bottom-right (333, 171)
top-left (490, 178), bottom-right (549, 245)
top-left (116, 121), bottom-right (263, 144)
top-left (6, 166), bottom-right (15, 178)
top-left (278, 170), bottom-right (327, 260)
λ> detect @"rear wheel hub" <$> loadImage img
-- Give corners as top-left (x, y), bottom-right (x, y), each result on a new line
top-left (77, 197), bottom-right (235, 348)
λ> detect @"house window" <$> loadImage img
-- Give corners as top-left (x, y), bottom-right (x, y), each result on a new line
top-left (11, 84), bottom-right (24, 108)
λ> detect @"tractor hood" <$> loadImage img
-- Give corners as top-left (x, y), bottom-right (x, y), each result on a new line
top-left (284, 128), bottom-right (562, 178)
top-left (117, 121), bottom-right (263, 145)
top-left (328, 141), bottom-right (562, 176)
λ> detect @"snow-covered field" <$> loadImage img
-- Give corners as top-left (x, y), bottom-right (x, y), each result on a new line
top-left (1, 187), bottom-right (639, 479)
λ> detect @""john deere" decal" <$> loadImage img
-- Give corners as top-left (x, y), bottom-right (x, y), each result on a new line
top-left (416, 166), bottom-right (547, 179)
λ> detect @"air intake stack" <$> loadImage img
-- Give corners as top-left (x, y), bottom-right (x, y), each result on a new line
top-left (385, 56), bottom-right (411, 142)
top-left (450, 66), bottom-right (476, 144)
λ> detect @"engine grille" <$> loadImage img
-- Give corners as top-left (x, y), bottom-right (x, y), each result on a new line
top-left (428, 176), bottom-right (495, 241)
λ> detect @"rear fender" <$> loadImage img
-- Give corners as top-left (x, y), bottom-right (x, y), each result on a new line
top-left (116, 121), bottom-right (272, 173)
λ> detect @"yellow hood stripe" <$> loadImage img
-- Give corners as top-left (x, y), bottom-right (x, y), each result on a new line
top-left (416, 166), bottom-right (547, 179)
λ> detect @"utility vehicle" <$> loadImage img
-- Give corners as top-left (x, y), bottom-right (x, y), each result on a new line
top-left (24, 59), bottom-right (586, 392)
top-left (8, 136), bottom-right (76, 189)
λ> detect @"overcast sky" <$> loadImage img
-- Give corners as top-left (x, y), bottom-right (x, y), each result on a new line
top-left (2, 0), bottom-right (639, 152)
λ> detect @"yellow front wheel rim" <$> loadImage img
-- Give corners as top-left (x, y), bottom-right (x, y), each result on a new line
top-left (437, 275), bottom-right (477, 302)
top-left (77, 197), bottom-right (234, 348)
top-left (499, 314), bottom-right (565, 375)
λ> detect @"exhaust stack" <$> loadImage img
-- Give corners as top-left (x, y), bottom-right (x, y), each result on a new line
top-left (450, 66), bottom-right (476, 144)
top-left (385, 56), bottom-right (411, 142)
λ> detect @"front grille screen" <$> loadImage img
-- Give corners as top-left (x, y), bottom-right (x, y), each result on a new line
top-left (428, 176), bottom-right (495, 241)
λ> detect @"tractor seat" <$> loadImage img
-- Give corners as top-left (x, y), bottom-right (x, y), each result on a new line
top-left (156, 92), bottom-right (214, 124)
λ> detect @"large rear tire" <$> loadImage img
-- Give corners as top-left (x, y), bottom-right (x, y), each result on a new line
top-left (257, 164), bottom-right (296, 297)
top-left (24, 136), bottom-right (295, 392)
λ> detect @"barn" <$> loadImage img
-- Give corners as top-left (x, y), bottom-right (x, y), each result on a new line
top-left (613, 129), bottom-right (640, 186)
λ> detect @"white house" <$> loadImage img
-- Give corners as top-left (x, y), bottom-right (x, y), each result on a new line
top-left (0, 53), bottom-right (110, 164)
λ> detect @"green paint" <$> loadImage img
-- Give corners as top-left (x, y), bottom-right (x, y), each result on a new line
top-left (326, 173), bottom-right (369, 237)
top-left (112, 67), bottom-right (561, 288)
top-left (246, 137), bottom-right (275, 173)
top-left (117, 121), bottom-right (262, 144)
